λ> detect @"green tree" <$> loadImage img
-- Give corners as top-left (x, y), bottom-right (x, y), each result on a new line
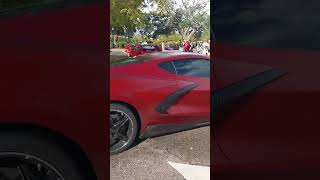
top-left (156, 0), bottom-right (209, 41)
top-left (140, 11), bottom-right (176, 39)
top-left (110, 0), bottom-right (145, 46)
top-left (110, 0), bottom-right (210, 47)
top-left (177, 0), bottom-right (209, 41)
top-left (199, 14), bottom-right (210, 41)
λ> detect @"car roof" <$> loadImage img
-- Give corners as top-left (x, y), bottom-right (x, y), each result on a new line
top-left (111, 51), bottom-right (209, 66)
top-left (137, 51), bottom-right (208, 61)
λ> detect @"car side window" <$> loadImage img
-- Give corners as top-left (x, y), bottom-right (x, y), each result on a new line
top-left (172, 59), bottom-right (210, 78)
top-left (158, 61), bottom-right (176, 74)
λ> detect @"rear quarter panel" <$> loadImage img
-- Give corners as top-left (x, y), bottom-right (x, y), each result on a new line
top-left (214, 43), bottom-right (320, 175)
top-left (110, 62), bottom-right (180, 131)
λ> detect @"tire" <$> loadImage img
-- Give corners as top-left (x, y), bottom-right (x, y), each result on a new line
top-left (110, 103), bottom-right (138, 154)
top-left (0, 131), bottom-right (87, 180)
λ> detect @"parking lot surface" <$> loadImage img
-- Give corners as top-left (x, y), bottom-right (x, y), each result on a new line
top-left (110, 126), bottom-right (210, 180)
top-left (110, 48), bottom-right (127, 60)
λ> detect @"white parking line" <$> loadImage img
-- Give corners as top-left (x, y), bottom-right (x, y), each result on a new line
top-left (168, 161), bottom-right (210, 180)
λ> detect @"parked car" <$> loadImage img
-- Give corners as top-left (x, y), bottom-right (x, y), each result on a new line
top-left (140, 44), bottom-right (161, 54)
top-left (0, 1), bottom-right (107, 179)
top-left (110, 52), bottom-right (210, 154)
top-left (125, 44), bottom-right (161, 58)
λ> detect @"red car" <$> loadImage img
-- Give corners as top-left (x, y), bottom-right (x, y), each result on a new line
top-left (0, 1), bottom-right (107, 179)
top-left (110, 52), bottom-right (210, 154)
top-left (214, 0), bottom-right (320, 179)
top-left (125, 44), bottom-right (161, 58)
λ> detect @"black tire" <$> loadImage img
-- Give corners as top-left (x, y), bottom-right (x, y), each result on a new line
top-left (110, 103), bottom-right (138, 154)
top-left (0, 131), bottom-right (87, 180)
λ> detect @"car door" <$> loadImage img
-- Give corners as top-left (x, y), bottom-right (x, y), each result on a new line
top-left (155, 60), bottom-right (183, 117)
top-left (171, 58), bottom-right (210, 122)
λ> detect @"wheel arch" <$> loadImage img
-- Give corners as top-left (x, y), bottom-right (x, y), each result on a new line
top-left (111, 100), bottom-right (142, 135)
top-left (0, 123), bottom-right (97, 180)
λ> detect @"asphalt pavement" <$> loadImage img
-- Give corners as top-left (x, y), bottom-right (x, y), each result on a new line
top-left (110, 48), bottom-right (128, 62)
top-left (110, 126), bottom-right (210, 180)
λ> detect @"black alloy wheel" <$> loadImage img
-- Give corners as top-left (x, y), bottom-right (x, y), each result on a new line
top-left (0, 131), bottom-right (88, 180)
top-left (0, 152), bottom-right (64, 180)
top-left (110, 103), bottom-right (138, 154)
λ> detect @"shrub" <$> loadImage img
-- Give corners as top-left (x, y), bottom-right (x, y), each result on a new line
top-left (118, 41), bottom-right (126, 48)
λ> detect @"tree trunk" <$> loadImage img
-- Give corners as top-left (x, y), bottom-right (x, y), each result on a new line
top-left (186, 29), bottom-right (196, 41)
top-left (181, 28), bottom-right (189, 41)
top-left (113, 34), bottom-right (119, 47)
top-left (181, 27), bottom-right (196, 41)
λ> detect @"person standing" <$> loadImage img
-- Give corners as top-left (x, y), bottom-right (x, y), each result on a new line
top-left (203, 40), bottom-right (209, 55)
top-left (161, 41), bottom-right (165, 52)
top-left (183, 40), bottom-right (191, 52)
top-left (182, 40), bottom-right (186, 51)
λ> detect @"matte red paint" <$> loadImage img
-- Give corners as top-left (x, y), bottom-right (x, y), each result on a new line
top-left (213, 43), bottom-right (320, 178)
top-left (0, 3), bottom-right (108, 180)
top-left (111, 53), bottom-right (210, 134)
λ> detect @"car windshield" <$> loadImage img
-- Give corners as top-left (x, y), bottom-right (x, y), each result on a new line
top-left (111, 58), bottom-right (137, 66)
top-left (111, 54), bottom-right (156, 66)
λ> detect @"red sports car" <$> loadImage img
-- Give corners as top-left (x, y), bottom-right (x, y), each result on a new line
top-left (110, 52), bottom-right (210, 154)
